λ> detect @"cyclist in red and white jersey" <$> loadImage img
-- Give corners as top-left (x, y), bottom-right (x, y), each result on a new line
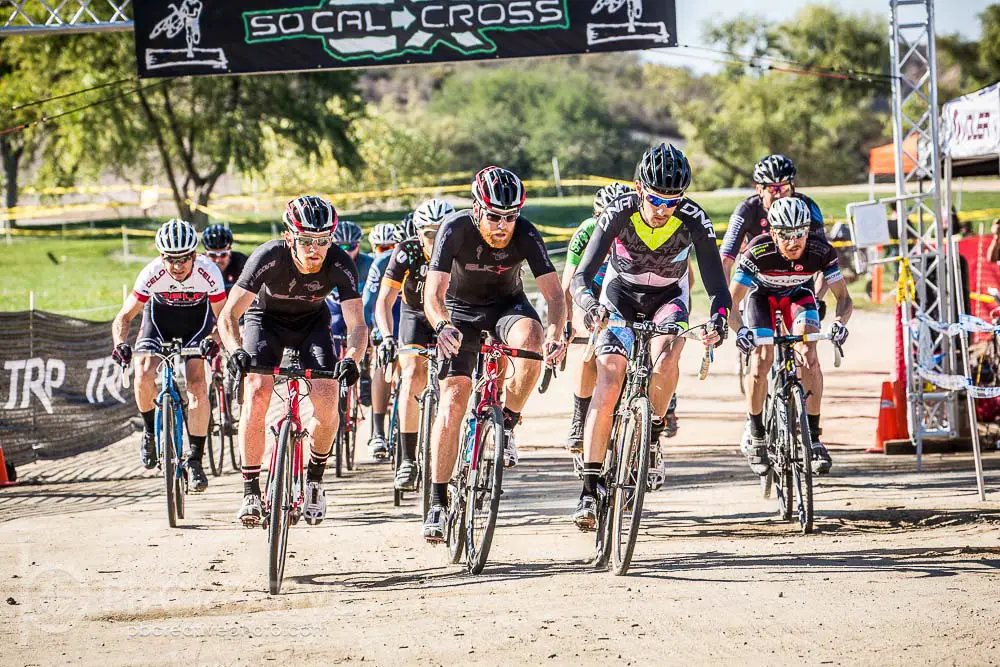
top-left (111, 219), bottom-right (227, 491)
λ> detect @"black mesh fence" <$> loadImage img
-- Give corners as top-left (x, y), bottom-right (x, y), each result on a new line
top-left (0, 311), bottom-right (138, 466)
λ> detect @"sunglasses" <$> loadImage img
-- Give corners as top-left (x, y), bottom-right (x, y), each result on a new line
top-left (293, 235), bottom-right (333, 248)
top-left (482, 210), bottom-right (518, 224)
top-left (205, 250), bottom-right (230, 259)
top-left (374, 244), bottom-right (396, 253)
top-left (420, 229), bottom-right (438, 240)
top-left (162, 254), bottom-right (194, 265)
top-left (338, 242), bottom-right (359, 252)
top-left (643, 190), bottom-right (684, 209)
top-left (765, 182), bottom-right (793, 196)
top-left (772, 228), bottom-right (809, 240)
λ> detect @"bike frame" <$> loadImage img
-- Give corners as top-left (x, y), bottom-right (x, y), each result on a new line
top-left (263, 377), bottom-right (307, 518)
top-left (152, 344), bottom-right (197, 484)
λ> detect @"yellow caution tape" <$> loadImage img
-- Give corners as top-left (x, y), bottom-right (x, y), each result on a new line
top-left (897, 258), bottom-right (915, 304)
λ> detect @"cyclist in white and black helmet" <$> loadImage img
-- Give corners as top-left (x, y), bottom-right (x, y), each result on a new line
top-left (201, 224), bottom-right (248, 294)
top-left (374, 198), bottom-right (454, 491)
top-left (219, 196), bottom-right (367, 527)
top-left (570, 144), bottom-right (731, 530)
top-left (421, 167), bottom-right (567, 542)
top-left (111, 218), bottom-right (227, 492)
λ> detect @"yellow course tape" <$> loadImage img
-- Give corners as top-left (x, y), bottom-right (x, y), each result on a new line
top-left (897, 258), bottom-right (915, 304)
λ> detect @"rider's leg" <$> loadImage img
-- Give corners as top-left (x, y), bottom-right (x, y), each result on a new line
top-left (239, 372), bottom-right (274, 495)
top-left (430, 376), bottom-right (473, 502)
top-left (399, 352), bottom-right (427, 459)
top-left (304, 378), bottom-right (341, 480)
top-left (747, 345), bottom-right (773, 419)
top-left (568, 355), bottom-right (597, 450)
top-left (134, 354), bottom-right (160, 429)
top-left (498, 317), bottom-right (544, 418)
top-left (649, 336), bottom-right (685, 418)
top-left (371, 364), bottom-right (389, 438)
top-left (184, 357), bottom-right (209, 441)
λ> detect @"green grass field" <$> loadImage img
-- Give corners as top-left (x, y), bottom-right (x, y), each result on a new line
top-left (4, 190), bottom-right (999, 318)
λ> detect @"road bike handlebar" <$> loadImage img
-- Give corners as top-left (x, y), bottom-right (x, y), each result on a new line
top-left (753, 331), bottom-right (844, 367)
top-left (119, 342), bottom-right (203, 389)
top-left (582, 317), bottom-right (710, 364)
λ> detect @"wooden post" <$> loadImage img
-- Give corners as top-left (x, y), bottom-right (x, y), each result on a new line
top-left (871, 262), bottom-right (883, 304)
top-left (552, 157), bottom-right (563, 197)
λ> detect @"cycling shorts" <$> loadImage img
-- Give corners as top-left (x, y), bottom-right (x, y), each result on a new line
top-left (135, 301), bottom-right (213, 354)
top-left (596, 281), bottom-right (689, 358)
top-left (441, 292), bottom-right (541, 379)
top-left (744, 285), bottom-right (819, 337)
top-left (242, 308), bottom-right (335, 372)
top-left (399, 304), bottom-right (434, 349)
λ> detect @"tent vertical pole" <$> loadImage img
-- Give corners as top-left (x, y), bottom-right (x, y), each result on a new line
top-left (951, 239), bottom-right (986, 500)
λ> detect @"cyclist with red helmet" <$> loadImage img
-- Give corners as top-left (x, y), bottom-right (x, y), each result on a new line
top-left (421, 167), bottom-right (567, 541)
top-left (218, 196), bottom-right (368, 527)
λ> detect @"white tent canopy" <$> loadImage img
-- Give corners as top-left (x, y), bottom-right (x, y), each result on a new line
top-left (941, 81), bottom-right (1000, 175)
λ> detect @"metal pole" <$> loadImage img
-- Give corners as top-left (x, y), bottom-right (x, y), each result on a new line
top-left (951, 239), bottom-right (986, 500)
top-left (552, 157), bottom-right (563, 197)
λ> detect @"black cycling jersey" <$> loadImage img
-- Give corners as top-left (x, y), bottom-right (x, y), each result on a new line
top-left (721, 192), bottom-right (825, 259)
top-left (429, 210), bottom-right (555, 307)
top-left (733, 233), bottom-right (843, 293)
top-left (572, 193), bottom-right (731, 318)
top-left (383, 238), bottom-right (429, 311)
top-left (236, 239), bottom-right (361, 323)
top-left (220, 251), bottom-right (248, 293)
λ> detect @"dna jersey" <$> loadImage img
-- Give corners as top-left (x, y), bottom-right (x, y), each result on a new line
top-left (132, 255), bottom-right (226, 308)
top-left (734, 233), bottom-right (843, 293)
top-left (721, 192), bottom-right (825, 259)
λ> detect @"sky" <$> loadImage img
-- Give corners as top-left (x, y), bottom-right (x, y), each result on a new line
top-left (642, 0), bottom-right (992, 71)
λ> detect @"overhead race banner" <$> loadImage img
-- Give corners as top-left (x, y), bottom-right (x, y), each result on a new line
top-left (942, 81), bottom-right (1000, 161)
top-left (0, 312), bottom-right (138, 467)
top-left (134, 0), bottom-right (677, 78)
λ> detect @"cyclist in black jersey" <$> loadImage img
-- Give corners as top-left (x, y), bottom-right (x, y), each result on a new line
top-left (202, 224), bottom-right (249, 293)
top-left (374, 198), bottom-right (454, 491)
top-left (570, 144), bottom-right (731, 529)
top-left (218, 196), bottom-right (367, 527)
top-left (421, 167), bottom-right (567, 541)
top-left (729, 197), bottom-right (853, 477)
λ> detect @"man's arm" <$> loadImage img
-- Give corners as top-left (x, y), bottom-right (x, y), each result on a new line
top-left (570, 218), bottom-right (616, 313)
top-left (692, 231), bottom-right (734, 319)
top-left (828, 278), bottom-right (854, 325)
top-left (218, 286), bottom-right (257, 353)
top-left (560, 260), bottom-right (576, 334)
top-left (987, 219), bottom-right (1000, 262)
top-left (340, 298), bottom-right (369, 364)
top-left (536, 271), bottom-right (567, 345)
top-left (728, 280), bottom-right (749, 332)
top-left (112, 294), bottom-right (145, 346)
top-left (375, 279), bottom-right (401, 339)
top-left (424, 270), bottom-right (451, 329)
top-left (720, 204), bottom-right (749, 280)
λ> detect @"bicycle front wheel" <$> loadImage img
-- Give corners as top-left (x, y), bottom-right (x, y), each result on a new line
top-left (346, 391), bottom-right (358, 471)
top-left (788, 384), bottom-right (814, 534)
top-left (160, 397), bottom-right (179, 528)
top-left (419, 391), bottom-right (437, 521)
top-left (207, 384), bottom-right (222, 477)
top-left (446, 477), bottom-right (466, 565)
top-left (465, 405), bottom-right (505, 575)
top-left (610, 396), bottom-right (652, 576)
top-left (268, 419), bottom-right (294, 595)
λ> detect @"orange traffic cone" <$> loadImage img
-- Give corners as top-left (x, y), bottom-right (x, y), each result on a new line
top-left (0, 445), bottom-right (16, 487)
top-left (869, 380), bottom-right (900, 453)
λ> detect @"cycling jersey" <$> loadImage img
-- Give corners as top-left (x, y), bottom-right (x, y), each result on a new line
top-left (362, 249), bottom-right (400, 331)
top-left (355, 252), bottom-right (374, 295)
top-left (572, 193), bottom-right (731, 318)
top-left (219, 251), bottom-right (248, 293)
top-left (237, 239), bottom-right (361, 323)
top-left (383, 238), bottom-right (429, 311)
top-left (429, 210), bottom-right (555, 307)
top-left (733, 233), bottom-right (843, 294)
top-left (133, 255), bottom-right (226, 308)
top-left (566, 217), bottom-right (607, 287)
top-left (721, 192), bottom-right (825, 260)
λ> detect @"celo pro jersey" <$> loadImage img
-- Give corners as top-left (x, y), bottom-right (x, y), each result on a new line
top-left (572, 193), bottom-right (731, 317)
top-left (383, 238), bottom-right (430, 311)
top-left (566, 217), bottom-right (607, 287)
top-left (133, 255), bottom-right (226, 309)
top-left (733, 233), bottom-right (843, 294)
top-left (721, 192), bottom-right (825, 260)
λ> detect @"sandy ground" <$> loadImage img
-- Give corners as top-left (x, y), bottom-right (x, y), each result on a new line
top-left (3, 310), bottom-right (1000, 666)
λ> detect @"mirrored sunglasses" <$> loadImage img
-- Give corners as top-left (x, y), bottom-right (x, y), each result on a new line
top-left (645, 191), bottom-right (684, 208)
top-left (765, 182), bottom-right (793, 196)
top-left (773, 228), bottom-right (809, 240)
top-left (162, 253), bottom-right (194, 265)
top-left (338, 242), bottom-right (359, 251)
top-left (205, 250), bottom-right (231, 259)
top-left (293, 235), bottom-right (333, 248)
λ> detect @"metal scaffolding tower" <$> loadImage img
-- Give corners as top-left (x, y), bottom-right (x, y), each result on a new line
top-left (1, 1), bottom-right (132, 35)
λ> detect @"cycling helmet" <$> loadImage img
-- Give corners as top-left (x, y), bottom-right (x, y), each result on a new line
top-left (283, 195), bottom-right (337, 234)
top-left (368, 223), bottom-right (397, 248)
top-left (333, 220), bottom-right (363, 245)
top-left (767, 196), bottom-right (811, 232)
top-left (593, 182), bottom-right (634, 217)
top-left (471, 166), bottom-right (526, 213)
top-left (413, 198), bottom-right (455, 230)
top-left (752, 154), bottom-right (797, 185)
top-left (634, 143), bottom-right (691, 195)
top-left (395, 213), bottom-right (417, 242)
top-left (201, 223), bottom-right (233, 251)
top-left (155, 218), bottom-right (198, 257)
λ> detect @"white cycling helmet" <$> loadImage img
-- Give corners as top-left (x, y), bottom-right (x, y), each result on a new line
top-left (155, 218), bottom-right (199, 257)
top-left (368, 223), bottom-right (397, 247)
top-left (593, 182), bottom-right (634, 217)
top-left (767, 197), bottom-right (811, 233)
top-left (413, 198), bottom-right (455, 230)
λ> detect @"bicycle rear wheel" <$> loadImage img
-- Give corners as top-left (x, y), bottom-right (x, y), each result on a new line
top-left (391, 393), bottom-right (403, 506)
top-left (418, 391), bottom-right (437, 520)
top-left (206, 387), bottom-right (221, 476)
top-left (465, 405), bottom-right (505, 575)
top-left (610, 396), bottom-right (652, 576)
top-left (446, 477), bottom-right (466, 565)
top-left (268, 419), bottom-right (294, 595)
top-left (788, 384), bottom-right (814, 534)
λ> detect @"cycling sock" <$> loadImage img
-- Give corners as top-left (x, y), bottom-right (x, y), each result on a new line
top-left (572, 394), bottom-right (591, 424)
top-left (749, 412), bottom-right (765, 438)
top-left (433, 482), bottom-right (449, 508)
top-left (807, 414), bottom-right (821, 441)
top-left (582, 462), bottom-right (602, 496)
top-left (401, 432), bottom-right (418, 462)
top-left (502, 407), bottom-right (521, 431)
top-left (242, 466), bottom-right (261, 496)
top-left (373, 413), bottom-right (385, 438)
top-left (141, 409), bottom-right (156, 433)
top-left (307, 449), bottom-right (330, 483)
top-left (187, 435), bottom-right (206, 462)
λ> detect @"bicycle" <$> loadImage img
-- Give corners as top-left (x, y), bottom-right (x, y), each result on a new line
top-left (206, 351), bottom-right (239, 476)
top-left (235, 350), bottom-right (337, 595)
top-left (443, 333), bottom-right (543, 574)
top-left (754, 315), bottom-right (842, 535)
top-left (121, 339), bottom-right (203, 528)
top-left (332, 335), bottom-right (362, 477)
top-left (397, 346), bottom-right (439, 519)
top-left (582, 317), bottom-right (712, 576)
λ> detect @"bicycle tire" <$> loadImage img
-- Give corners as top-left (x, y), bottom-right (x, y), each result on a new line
top-left (346, 392), bottom-right (358, 471)
top-left (206, 387), bottom-right (222, 477)
top-left (161, 396), bottom-right (178, 528)
top-left (788, 384), bottom-right (814, 534)
top-left (392, 394), bottom-right (403, 506)
top-left (610, 396), bottom-right (652, 576)
top-left (226, 381), bottom-right (241, 471)
top-left (446, 478), bottom-right (466, 564)
top-left (268, 419), bottom-right (294, 595)
top-left (335, 390), bottom-right (345, 478)
top-left (419, 391), bottom-right (437, 521)
top-left (465, 405), bottom-right (505, 575)
top-left (772, 397), bottom-right (794, 523)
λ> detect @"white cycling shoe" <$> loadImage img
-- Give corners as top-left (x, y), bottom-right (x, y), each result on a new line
top-left (503, 431), bottom-right (519, 469)
top-left (303, 481), bottom-right (327, 525)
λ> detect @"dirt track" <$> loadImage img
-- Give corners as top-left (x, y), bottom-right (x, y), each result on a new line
top-left (3, 310), bottom-right (1000, 666)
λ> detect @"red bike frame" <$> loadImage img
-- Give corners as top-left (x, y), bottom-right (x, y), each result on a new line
top-left (263, 374), bottom-right (308, 517)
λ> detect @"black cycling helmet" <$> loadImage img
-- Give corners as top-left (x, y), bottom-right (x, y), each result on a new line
top-left (395, 212), bottom-right (417, 241)
top-left (634, 143), bottom-right (691, 196)
top-left (472, 166), bottom-right (526, 214)
top-left (201, 223), bottom-right (233, 251)
top-left (283, 195), bottom-right (337, 234)
top-left (752, 154), bottom-right (797, 185)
